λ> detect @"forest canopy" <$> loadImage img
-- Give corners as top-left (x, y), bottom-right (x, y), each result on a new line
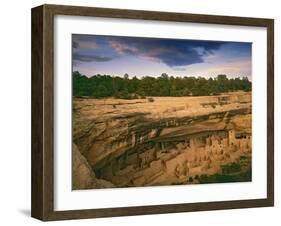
top-left (73, 71), bottom-right (251, 99)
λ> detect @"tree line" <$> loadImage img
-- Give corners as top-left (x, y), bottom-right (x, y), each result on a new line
top-left (73, 71), bottom-right (251, 99)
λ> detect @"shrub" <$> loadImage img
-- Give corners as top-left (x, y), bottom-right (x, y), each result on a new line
top-left (131, 94), bottom-right (139, 99)
top-left (222, 162), bottom-right (241, 174)
top-left (147, 97), bottom-right (155, 102)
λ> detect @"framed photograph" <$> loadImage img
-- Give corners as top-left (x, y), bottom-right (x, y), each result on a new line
top-left (31, 4), bottom-right (274, 221)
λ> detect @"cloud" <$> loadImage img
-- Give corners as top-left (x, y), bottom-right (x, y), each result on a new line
top-left (73, 53), bottom-right (112, 62)
top-left (72, 35), bottom-right (114, 64)
top-left (110, 40), bottom-right (138, 54)
top-left (109, 37), bottom-right (224, 67)
top-left (72, 34), bottom-right (251, 73)
top-left (73, 41), bottom-right (98, 50)
top-left (72, 37), bottom-right (98, 56)
top-left (72, 41), bottom-right (79, 49)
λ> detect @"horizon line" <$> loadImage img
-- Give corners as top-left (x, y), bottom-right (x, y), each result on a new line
top-left (73, 71), bottom-right (252, 81)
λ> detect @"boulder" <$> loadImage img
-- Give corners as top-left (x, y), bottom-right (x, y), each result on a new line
top-left (73, 144), bottom-right (115, 189)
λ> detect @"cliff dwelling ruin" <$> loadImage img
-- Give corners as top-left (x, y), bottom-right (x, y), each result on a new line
top-left (72, 91), bottom-right (252, 189)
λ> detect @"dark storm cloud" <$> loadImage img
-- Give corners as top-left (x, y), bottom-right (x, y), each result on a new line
top-left (72, 41), bottom-right (79, 49)
top-left (72, 34), bottom-right (251, 70)
top-left (109, 37), bottom-right (225, 67)
top-left (72, 34), bottom-right (252, 78)
top-left (72, 35), bottom-right (115, 65)
top-left (73, 53), bottom-right (112, 62)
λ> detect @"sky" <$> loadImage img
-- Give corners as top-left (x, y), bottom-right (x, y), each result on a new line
top-left (72, 34), bottom-right (252, 79)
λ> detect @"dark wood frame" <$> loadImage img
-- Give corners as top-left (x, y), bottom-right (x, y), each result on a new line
top-left (31, 4), bottom-right (274, 221)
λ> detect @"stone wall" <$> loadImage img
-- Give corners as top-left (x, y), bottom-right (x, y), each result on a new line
top-left (98, 129), bottom-right (251, 187)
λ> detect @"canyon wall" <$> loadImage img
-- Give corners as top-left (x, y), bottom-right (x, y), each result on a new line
top-left (73, 91), bottom-right (252, 188)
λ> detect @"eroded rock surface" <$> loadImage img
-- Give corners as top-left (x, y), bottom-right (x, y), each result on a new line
top-left (73, 91), bottom-right (252, 188)
top-left (73, 144), bottom-right (115, 189)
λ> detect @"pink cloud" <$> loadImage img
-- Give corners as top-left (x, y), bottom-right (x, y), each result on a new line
top-left (109, 40), bottom-right (138, 54)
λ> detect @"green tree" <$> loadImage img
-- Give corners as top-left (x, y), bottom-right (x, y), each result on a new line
top-left (94, 85), bottom-right (108, 98)
top-left (72, 71), bottom-right (252, 98)
top-left (124, 73), bottom-right (129, 79)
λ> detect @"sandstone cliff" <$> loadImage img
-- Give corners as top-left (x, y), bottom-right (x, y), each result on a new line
top-left (73, 91), bottom-right (252, 188)
top-left (72, 144), bottom-right (115, 189)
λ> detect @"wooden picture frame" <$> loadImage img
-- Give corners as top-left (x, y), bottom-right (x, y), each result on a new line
top-left (31, 4), bottom-right (274, 221)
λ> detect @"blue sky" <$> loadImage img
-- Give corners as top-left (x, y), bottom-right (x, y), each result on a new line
top-left (72, 34), bottom-right (252, 79)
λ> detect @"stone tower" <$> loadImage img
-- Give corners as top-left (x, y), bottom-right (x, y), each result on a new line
top-left (228, 130), bottom-right (236, 145)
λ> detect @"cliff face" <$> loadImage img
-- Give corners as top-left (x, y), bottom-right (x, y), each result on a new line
top-left (72, 144), bottom-right (115, 189)
top-left (73, 144), bottom-right (95, 189)
top-left (73, 91), bottom-right (252, 188)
